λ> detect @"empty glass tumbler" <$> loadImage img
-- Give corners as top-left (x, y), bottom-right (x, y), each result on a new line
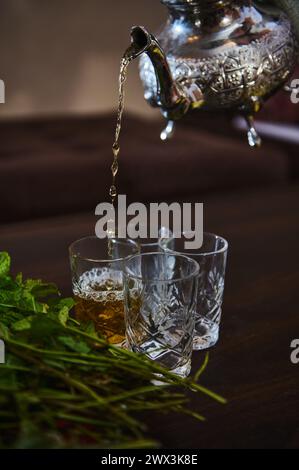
top-left (124, 252), bottom-right (199, 377)
top-left (69, 236), bottom-right (139, 345)
top-left (162, 232), bottom-right (228, 350)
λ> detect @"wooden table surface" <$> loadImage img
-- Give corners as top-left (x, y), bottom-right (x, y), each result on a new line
top-left (1, 184), bottom-right (299, 449)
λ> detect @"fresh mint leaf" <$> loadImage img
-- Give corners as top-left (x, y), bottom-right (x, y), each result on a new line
top-left (57, 335), bottom-right (91, 354)
top-left (57, 307), bottom-right (69, 327)
top-left (15, 272), bottom-right (23, 285)
top-left (80, 320), bottom-right (98, 338)
top-left (26, 316), bottom-right (62, 341)
top-left (30, 281), bottom-right (60, 299)
top-left (12, 317), bottom-right (33, 332)
top-left (23, 278), bottom-right (44, 292)
top-left (0, 322), bottom-right (10, 339)
top-left (56, 298), bottom-right (75, 310)
top-left (0, 252), bottom-right (10, 278)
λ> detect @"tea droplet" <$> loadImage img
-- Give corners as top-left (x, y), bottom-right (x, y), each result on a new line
top-left (111, 160), bottom-right (119, 177)
top-left (109, 185), bottom-right (117, 198)
top-left (112, 143), bottom-right (120, 158)
top-left (247, 128), bottom-right (261, 148)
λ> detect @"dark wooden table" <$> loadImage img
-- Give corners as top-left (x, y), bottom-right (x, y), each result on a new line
top-left (1, 184), bottom-right (299, 448)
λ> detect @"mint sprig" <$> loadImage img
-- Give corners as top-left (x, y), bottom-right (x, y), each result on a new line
top-left (0, 252), bottom-right (225, 449)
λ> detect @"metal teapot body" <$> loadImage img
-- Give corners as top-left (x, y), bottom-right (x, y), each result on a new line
top-left (132, 0), bottom-right (297, 145)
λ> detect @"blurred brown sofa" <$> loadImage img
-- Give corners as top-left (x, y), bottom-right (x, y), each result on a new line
top-left (0, 110), bottom-right (296, 225)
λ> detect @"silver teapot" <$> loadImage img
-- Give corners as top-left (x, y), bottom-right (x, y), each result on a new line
top-left (129, 0), bottom-right (298, 146)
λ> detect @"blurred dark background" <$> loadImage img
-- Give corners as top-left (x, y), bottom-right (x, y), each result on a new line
top-left (0, 0), bottom-right (165, 119)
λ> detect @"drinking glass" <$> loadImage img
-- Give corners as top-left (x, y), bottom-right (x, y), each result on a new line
top-left (69, 236), bottom-right (139, 345)
top-left (161, 232), bottom-right (228, 350)
top-left (124, 252), bottom-right (199, 377)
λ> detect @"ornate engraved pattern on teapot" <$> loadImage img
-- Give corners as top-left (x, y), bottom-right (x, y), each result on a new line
top-left (130, 0), bottom-right (298, 146)
top-left (140, 16), bottom-right (296, 111)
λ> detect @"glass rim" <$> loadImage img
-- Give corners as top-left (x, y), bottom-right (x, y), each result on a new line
top-left (129, 226), bottom-right (173, 245)
top-left (124, 251), bottom-right (200, 283)
top-left (69, 235), bottom-right (139, 263)
top-left (161, 231), bottom-right (228, 257)
top-left (139, 240), bottom-right (161, 247)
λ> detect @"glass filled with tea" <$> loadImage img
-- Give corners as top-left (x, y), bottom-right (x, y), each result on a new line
top-left (69, 236), bottom-right (139, 345)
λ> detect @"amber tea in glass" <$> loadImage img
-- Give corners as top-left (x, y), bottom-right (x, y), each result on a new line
top-left (69, 236), bottom-right (139, 345)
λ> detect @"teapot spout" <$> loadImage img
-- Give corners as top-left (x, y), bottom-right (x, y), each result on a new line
top-left (129, 26), bottom-right (190, 120)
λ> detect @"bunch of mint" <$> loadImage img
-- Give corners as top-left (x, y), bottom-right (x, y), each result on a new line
top-left (0, 252), bottom-right (224, 449)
